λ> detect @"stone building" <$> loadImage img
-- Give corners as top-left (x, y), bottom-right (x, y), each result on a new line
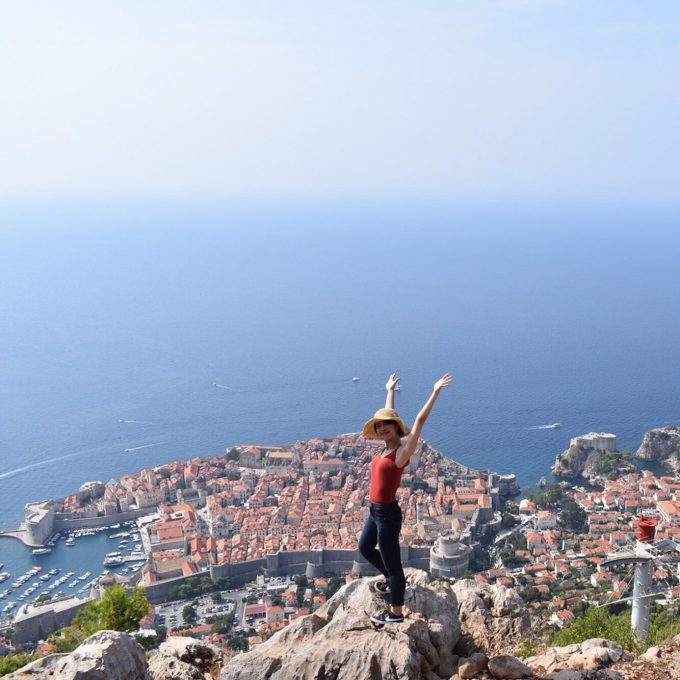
top-left (429, 533), bottom-right (471, 579)
top-left (570, 432), bottom-right (617, 452)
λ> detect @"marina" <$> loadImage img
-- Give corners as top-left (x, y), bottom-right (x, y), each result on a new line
top-left (0, 520), bottom-right (148, 624)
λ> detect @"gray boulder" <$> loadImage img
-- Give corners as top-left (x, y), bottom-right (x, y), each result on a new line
top-left (525, 639), bottom-right (629, 675)
top-left (458, 652), bottom-right (489, 678)
top-left (453, 580), bottom-right (530, 655)
top-left (221, 568), bottom-right (460, 680)
top-left (487, 654), bottom-right (533, 678)
top-left (148, 636), bottom-right (224, 680)
top-left (5, 630), bottom-right (148, 680)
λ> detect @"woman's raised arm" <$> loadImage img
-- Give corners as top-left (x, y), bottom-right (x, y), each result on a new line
top-left (395, 373), bottom-right (453, 468)
top-left (384, 373), bottom-right (399, 409)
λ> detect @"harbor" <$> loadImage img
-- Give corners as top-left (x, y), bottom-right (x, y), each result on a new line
top-left (0, 520), bottom-right (147, 627)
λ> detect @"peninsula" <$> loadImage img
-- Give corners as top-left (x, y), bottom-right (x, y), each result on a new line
top-left (6, 433), bottom-right (519, 600)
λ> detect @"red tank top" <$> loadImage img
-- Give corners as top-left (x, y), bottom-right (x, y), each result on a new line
top-left (369, 448), bottom-right (407, 504)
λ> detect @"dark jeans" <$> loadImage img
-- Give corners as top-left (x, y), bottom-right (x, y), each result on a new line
top-left (358, 500), bottom-right (406, 607)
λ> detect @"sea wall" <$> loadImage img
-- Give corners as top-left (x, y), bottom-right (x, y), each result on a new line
top-left (54, 508), bottom-right (150, 532)
top-left (14, 597), bottom-right (91, 645)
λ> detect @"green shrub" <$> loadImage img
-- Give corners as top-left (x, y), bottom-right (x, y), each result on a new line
top-left (553, 607), bottom-right (641, 653)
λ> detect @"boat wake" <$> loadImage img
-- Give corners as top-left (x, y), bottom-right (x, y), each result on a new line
top-left (213, 382), bottom-right (238, 391)
top-left (118, 419), bottom-right (154, 424)
top-left (529, 423), bottom-right (562, 430)
top-left (0, 452), bottom-right (85, 480)
top-left (124, 443), bottom-right (165, 453)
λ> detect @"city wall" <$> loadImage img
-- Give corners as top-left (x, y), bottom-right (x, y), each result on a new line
top-left (53, 508), bottom-right (150, 532)
top-left (14, 598), bottom-right (90, 645)
top-left (144, 545), bottom-right (432, 603)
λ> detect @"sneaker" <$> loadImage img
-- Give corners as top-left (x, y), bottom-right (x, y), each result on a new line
top-left (373, 580), bottom-right (391, 595)
top-left (370, 610), bottom-right (404, 625)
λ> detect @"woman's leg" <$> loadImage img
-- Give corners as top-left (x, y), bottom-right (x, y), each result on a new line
top-left (358, 510), bottom-right (388, 577)
top-left (376, 505), bottom-right (406, 610)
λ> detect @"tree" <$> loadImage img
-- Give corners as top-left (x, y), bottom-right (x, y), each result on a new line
top-left (95, 585), bottom-right (149, 632)
top-left (560, 501), bottom-right (588, 533)
top-left (209, 612), bottom-right (235, 635)
top-left (225, 447), bottom-right (241, 462)
top-left (325, 576), bottom-right (344, 598)
top-left (229, 635), bottom-right (249, 652)
top-left (49, 585), bottom-right (149, 653)
top-left (182, 604), bottom-right (196, 624)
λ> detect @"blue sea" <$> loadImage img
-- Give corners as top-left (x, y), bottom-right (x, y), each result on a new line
top-left (1, 199), bottom-right (679, 583)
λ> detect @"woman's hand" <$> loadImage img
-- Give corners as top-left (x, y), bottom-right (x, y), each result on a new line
top-left (385, 373), bottom-right (400, 391)
top-left (433, 373), bottom-right (453, 393)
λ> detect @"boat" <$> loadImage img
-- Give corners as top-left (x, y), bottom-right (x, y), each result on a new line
top-left (65, 537), bottom-right (76, 546)
top-left (31, 548), bottom-right (51, 555)
top-left (352, 377), bottom-right (360, 382)
top-left (549, 423), bottom-right (561, 428)
top-left (103, 556), bottom-right (125, 567)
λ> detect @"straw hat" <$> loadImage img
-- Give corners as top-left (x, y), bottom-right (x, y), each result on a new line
top-left (362, 407), bottom-right (411, 438)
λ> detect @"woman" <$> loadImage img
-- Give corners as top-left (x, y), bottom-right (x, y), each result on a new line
top-left (359, 372), bottom-right (452, 625)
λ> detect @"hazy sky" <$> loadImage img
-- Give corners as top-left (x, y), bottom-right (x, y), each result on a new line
top-left (1, 1), bottom-right (679, 201)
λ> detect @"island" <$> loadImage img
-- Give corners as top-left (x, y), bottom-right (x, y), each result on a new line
top-left (550, 432), bottom-right (637, 486)
top-left (636, 424), bottom-right (680, 473)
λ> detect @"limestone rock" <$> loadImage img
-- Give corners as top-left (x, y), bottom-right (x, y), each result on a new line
top-left (640, 646), bottom-right (661, 663)
top-left (487, 654), bottom-right (533, 678)
top-left (149, 637), bottom-right (223, 680)
top-left (526, 639), bottom-right (626, 675)
top-left (545, 672), bottom-right (624, 680)
top-left (6, 630), bottom-right (148, 680)
top-left (452, 579), bottom-right (530, 655)
top-left (636, 425), bottom-right (680, 471)
top-left (458, 652), bottom-right (489, 679)
top-left (220, 568), bottom-right (460, 680)
top-left (551, 444), bottom-right (635, 486)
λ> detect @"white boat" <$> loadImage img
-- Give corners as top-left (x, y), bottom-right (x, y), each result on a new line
top-left (352, 377), bottom-right (360, 382)
top-left (31, 548), bottom-right (51, 555)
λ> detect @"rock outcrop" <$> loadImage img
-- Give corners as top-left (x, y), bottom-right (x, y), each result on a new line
top-left (149, 636), bottom-right (224, 680)
top-left (551, 443), bottom-right (635, 486)
top-left (452, 579), bottom-right (531, 655)
top-left (8, 587), bottom-right (680, 680)
top-left (525, 638), bottom-right (631, 675)
top-left (221, 569), bottom-right (460, 679)
top-left (5, 630), bottom-right (149, 679)
top-left (636, 425), bottom-right (680, 472)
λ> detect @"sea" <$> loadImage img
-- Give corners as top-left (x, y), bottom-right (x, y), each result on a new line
top-left (1, 198), bottom-right (679, 592)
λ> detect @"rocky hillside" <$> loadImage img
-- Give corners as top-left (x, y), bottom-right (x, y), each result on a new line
top-left (636, 425), bottom-right (680, 472)
top-left (551, 443), bottom-right (636, 486)
top-left (7, 571), bottom-right (680, 679)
